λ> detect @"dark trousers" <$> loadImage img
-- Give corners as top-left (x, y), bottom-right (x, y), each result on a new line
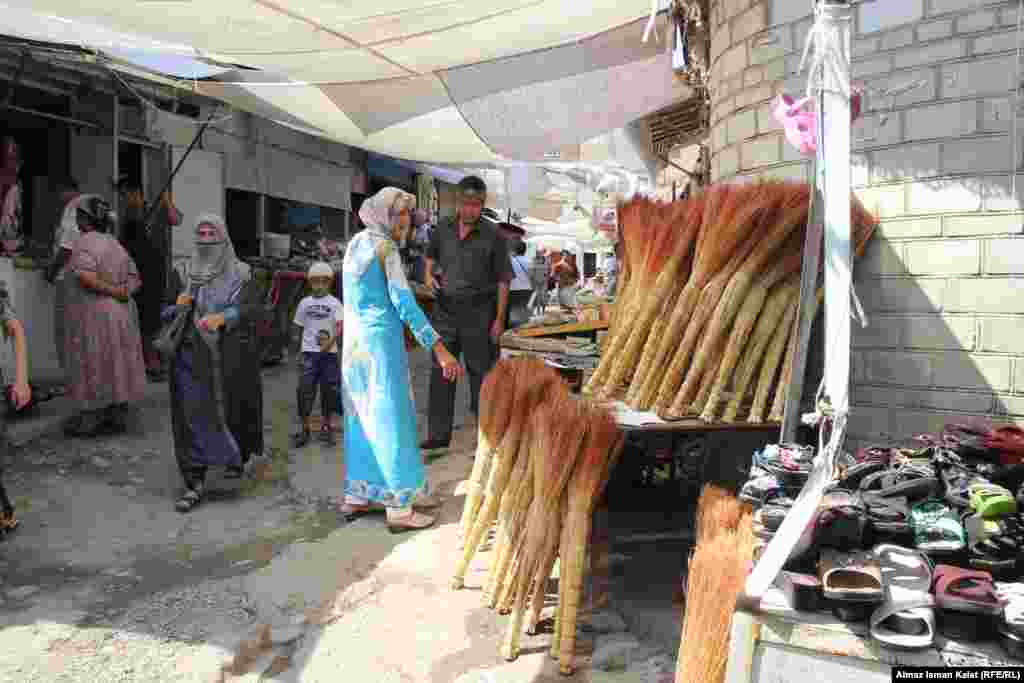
top-left (506, 290), bottom-right (533, 330)
top-left (428, 301), bottom-right (498, 443)
top-left (297, 351), bottom-right (340, 420)
top-left (0, 432), bottom-right (11, 516)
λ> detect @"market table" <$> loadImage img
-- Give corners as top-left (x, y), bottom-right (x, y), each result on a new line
top-left (508, 319), bottom-right (608, 343)
top-left (724, 589), bottom-right (1021, 683)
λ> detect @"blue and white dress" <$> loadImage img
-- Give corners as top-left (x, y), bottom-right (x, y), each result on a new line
top-left (341, 226), bottom-right (438, 508)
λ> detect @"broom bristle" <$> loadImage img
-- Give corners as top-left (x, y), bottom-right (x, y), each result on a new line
top-left (676, 530), bottom-right (752, 683)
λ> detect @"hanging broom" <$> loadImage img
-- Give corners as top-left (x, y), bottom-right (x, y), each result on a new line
top-left (452, 360), bottom-right (561, 590)
top-left (699, 237), bottom-right (805, 422)
top-left (460, 359), bottom-right (519, 540)
top-left (525, 492), bottom-right (569, 635)
top-left (663, 182), bottom-right (806, 417)
top-left (554, 408), bottom-right (624, 674)
top-left (501, 395), bottom-right (589, 661)
top-left (721, 278), bottom-right (802, 423)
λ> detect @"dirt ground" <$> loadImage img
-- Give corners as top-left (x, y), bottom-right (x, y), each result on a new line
top-left (0, 350), bottom-right (672, 683)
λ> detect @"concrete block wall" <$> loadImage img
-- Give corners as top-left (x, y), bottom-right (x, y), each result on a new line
top-left (708, 0), bottom-right (1024, 444)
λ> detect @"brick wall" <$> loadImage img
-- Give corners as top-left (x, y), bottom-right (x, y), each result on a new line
top-left (708, 0), bottom-right (1024, 443)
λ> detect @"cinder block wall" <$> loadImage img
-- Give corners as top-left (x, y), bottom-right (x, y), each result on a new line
top-left (708, 0), bottom-right (1024, 443)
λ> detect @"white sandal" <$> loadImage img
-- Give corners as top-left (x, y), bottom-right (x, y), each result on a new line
top-left (387, 510), bottom-right (436, 534)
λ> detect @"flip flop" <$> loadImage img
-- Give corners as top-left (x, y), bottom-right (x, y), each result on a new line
top-left (969, 482), bottom-right (1017, 518)
top-left (814, 489), bottom-right (866, 551)
top-left (997, 582), bottom-right (1024, 638)
top-left (818, 548), bottom-right (884, 603)
top-left (963, 513), bottom-right (1022, 574)
top-left (910, 499), bottom-right (966, 555)
top-left (869, 544), bottom-right (936, 650)
top-left (933, 564), bottom-right (1005, 615)
top-left (862, 493), bottom-right (911, 536)
top-left (387, 511), bottom-right (436, 534)
top-left (861, 462), bottom-right (939, 502)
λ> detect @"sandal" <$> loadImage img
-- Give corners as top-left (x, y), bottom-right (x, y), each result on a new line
top-left (969, 482), bottom-right (1017, 518)
top-left (837, 446), bottom-right (892, 490)
top-left (863, 493), bottom-right (911, 536)
top-left (870, 544), bottom-right (936, 650)
top-left (910, 499), bottom-right (966, 555)
top-left (175, 485), bottom-right (204, 513)
top-left (818, 548), bottom-right (884, 603)
top-left (0, 510), bottom-right (19, 537)
top-left (814, 489), bottom-right (866, 550)
top-left (386, 510), bottom-right (436, 534)
top-left (964, 512), bottom-right (1023, 573)
top-left (933, 564), bottom-right (1004, 615)
top-left (760, 489), bottom-right (797, 531)
top-left (739, 475), bottom-right (783, 508)
top-left (940, 465), bottom-right (980, 509)
top-left (861, 461), bottom-right (939, 502)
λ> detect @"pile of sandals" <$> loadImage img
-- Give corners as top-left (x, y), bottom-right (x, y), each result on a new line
top-left (740, 422), bottom-right (1024, 655)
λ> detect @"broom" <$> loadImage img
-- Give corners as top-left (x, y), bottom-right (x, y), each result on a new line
top-left (525, 492), bottom-right (569, 635)
top-left (721, 278), bottom-right (802, 423)
top-left (625, 199), bottom-right (700, 404)
top-left (593, 201), bottom-right (701, 399)
top-left (675, 527), bottom-right (754, 683)
top-left (555, 408), bottom-right (624, 674)
top-left (460, 359), bottom-right (519, 540)
top-left (484, 383), bottom-right (569, 608)
top-left (501, 394), bottom-right (589, 661)
top-left (452, 360), bottom-right (561, 589)
top-left (644, 182), bottom-right (773, 413)
top-left (584, 197), bottom-right (660, 395)
top-left (699, 239), bottom-right (806, 422)
top-left (747, 294), bottom-right (799, 424)
top-left (663, 182), bottom-right (806, 417)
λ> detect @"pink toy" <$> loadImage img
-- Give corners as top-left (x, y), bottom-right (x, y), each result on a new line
top-left (773, 89), bottom-right (863, 157)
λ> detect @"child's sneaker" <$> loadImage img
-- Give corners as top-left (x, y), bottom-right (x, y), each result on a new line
top-left (292, 428), bottom-right (311, 448)
top-left (320, 426), bottom-right (336, 447)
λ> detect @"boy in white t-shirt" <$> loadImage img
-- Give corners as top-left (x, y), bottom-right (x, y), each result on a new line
top-left (292, 262), bottom-right (344, 448)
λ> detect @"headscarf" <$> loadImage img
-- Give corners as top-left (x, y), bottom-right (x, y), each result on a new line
top-left (349, 187), bottom-right (416, 277)
top-left (178, 213), bottom-right (250, 317)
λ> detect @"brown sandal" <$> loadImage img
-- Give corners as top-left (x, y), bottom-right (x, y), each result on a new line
top-left (387, 511), bottom-right (436, 534)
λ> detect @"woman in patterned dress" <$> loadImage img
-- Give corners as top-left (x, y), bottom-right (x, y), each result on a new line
top-left (340, 187), bottom-right (461, 533)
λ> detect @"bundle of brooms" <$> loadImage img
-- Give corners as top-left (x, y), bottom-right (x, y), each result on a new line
top-left (449, 357), bottom-right (625, 673)
top-left (584, 180), bottom-right (878, 425)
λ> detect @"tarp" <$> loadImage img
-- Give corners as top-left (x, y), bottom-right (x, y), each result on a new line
top-left (1, 0), bottom-right (691, 165)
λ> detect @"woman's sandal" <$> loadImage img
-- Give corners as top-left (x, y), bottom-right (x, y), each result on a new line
top-left (175, 486), bottom-right (204, 513)
top-left (0, 510), bottom-right (19, 538)
top-left (387, 511), bottom-right (436, 534)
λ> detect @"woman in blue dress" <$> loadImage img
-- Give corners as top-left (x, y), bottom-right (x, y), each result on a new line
top-left (341, 187), bottom-right (462, 533)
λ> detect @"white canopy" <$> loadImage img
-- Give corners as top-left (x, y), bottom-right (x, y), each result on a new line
top-left (1, 0), bottom-right (691, 165)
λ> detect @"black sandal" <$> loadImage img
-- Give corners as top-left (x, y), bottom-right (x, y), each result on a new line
top-left (175, 486), bottom-right (204, 513)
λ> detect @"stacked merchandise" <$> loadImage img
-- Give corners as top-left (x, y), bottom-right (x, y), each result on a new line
top-left (583, 180), bottom-right (878, 424)
top-left (738, 423), bottom-right (1024, 656)
top-left (451, 357), bottom-right (625, 675)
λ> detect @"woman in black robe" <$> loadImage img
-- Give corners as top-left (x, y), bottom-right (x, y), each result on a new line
top-left (163, 213), bottom-right (264, 512)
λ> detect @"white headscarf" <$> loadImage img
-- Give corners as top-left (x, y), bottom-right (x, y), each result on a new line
top-left (349, 187), bottom-right (416, 277)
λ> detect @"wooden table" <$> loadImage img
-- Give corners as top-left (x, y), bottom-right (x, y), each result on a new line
top-left (510, 319), bottom-right (608, 343)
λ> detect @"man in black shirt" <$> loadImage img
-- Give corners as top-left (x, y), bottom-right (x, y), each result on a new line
top-left (421, 176), bottom-right (512, 454)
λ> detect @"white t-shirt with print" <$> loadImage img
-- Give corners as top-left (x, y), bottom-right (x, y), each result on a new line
top-left (293, 294), bottom-right (344, 353)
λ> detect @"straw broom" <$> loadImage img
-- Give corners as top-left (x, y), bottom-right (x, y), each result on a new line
top-left (700, 240), bottom-right (805, 422)
top-left (675, 525), bottom-right (754, 683)
top-left (644, 182), bottom-right (773, 413)
top-left (501, 395), bottom-right (589, 661)
top-left (525, 492), bottom-right (568, 635)
top-left (452, 361), bottom-right (560, 590)
top-left (666, 183), bottom-right (808, 418)
top-left (593, 201), bottom-right (701, 399)
top-left (625, 199), bottom-right (698, 404)
top-left (721, 278), bottom-right (802, 423)
top-left (460, 359), bottom-right (519, 540)
top-left (584, 197), bottom-right (661, 395)
top-left (747, 294), bottom-right (799, 424)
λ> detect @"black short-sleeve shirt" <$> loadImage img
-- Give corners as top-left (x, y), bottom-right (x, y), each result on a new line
top-left (426, 218), bottom-right (513, 300)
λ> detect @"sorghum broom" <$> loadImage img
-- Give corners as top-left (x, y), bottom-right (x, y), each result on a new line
top-left (452, 361), bottom-right (560, 589)
top-left (525, 492), bottom-right (568, 635)
top-left (666, 183), bottom-right (808, 417)
top-left (485, 383), bottom-right (569, 608)
top-left (747, 293), bottom-right (799, 423)
top-left (461, 359), bottom-right (519, 540)
top-left (501, 395), bottom-right (588, 661)
top-left (699, 240), bottom-right (805, 422)
top-left (625, 199), bottom-right (700, 404)
top-left (584, 197), bottom-right (661, 394)
top-left (593, 201), bottom-right (701, 399)
top-left (674, 528), bottom-right (753, 683)
top-left (644, 182), bottom-right (773, 413)
top-left (721, 278), bottom-right (802, 423)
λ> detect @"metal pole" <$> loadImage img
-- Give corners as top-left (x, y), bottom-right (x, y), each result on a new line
top-left (143, 105), bottom-right (219, 237)
top-left (111, 90), bottom-right (120, 231)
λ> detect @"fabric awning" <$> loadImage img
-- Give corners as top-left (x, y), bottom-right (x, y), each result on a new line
top-left (3, 0), bottom-right (691, 165)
